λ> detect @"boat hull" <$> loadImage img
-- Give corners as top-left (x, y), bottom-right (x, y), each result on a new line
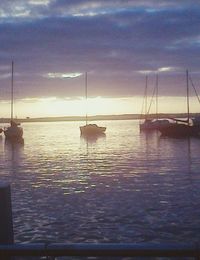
top-left (140, 119), bottom-right (170, 131)
top-left (158, 123), bottom-right (200, 137)
top-left (80, 124), bottom-right (106, 136)
top-left (4, 126), bottom-right (23, 142)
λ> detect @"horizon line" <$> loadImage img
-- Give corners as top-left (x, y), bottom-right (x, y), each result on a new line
top-left (1, 112), bottom-right (200, 123)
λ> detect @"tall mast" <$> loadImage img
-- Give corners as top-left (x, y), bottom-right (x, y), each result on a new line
top-left (186, 69), bottom-right (189, 125)
top-left (144, 75), bottom-right (148, 119)
top-left (11, 61), bottom-right (14, 121)
top-left (156, 74), bottom-right (158, 120)
top-left (85, 72), bottom-right (88, 125)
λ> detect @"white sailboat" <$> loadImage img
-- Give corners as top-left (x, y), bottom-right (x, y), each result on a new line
top-left (4, 61), bottom-right (23, 142)
top-left (80, 72), bottom-right (106, 136)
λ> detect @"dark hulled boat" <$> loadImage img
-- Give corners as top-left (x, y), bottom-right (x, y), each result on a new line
top-left (140, 118), bottom-right (170, 131)
top-left (4, 120), bottom-right (23, 140)
top-left (139, 74), bottom-right (169, 131)
top-left (158, 70), bottom-right (200, 138)
top-left (80, 72), bottom-right (106, 136)
top-left (80, 124), bottom-right (106, 135)
top-left (158, 121), bottom-right (200, 137)
top-left (3, 61), bottom-right (24, 142)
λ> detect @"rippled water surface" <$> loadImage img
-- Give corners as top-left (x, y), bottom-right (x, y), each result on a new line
top-left (0, 120), bottom-right (200, 244)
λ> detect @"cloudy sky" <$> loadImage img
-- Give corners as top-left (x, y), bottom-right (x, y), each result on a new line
top-left (0, 0), bottom-right (200, 117)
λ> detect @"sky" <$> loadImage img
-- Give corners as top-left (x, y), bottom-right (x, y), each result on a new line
top-left (0, 0), bottom-right (200, 118)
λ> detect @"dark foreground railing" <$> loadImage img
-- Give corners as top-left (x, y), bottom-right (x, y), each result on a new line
top-left (0, 243), bottom-right (199, 258)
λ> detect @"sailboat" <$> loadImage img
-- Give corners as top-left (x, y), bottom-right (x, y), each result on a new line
top-left (4, 61), bottom-right (23, 142)
top-left (157, 70), bottom-right (200, 137)
top-left (80, 72), bottom-right (106, 136)
top-left (139, 75), bottom-right (169, 131)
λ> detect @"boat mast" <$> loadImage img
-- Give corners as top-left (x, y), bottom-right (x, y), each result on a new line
top-left (144, 75), bottom-right (148, 120)
top-left (186, 69), bottom-right (189, 125)
top-left (156, 74), bottom-right (158, 121)
top-left (85, 72), bottom-right (88, 125)
top-left (11, 61), bottom-right (14, 122)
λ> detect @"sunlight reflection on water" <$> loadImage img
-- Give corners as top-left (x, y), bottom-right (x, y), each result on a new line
top-left (0, 120), bottom-right (200, 244)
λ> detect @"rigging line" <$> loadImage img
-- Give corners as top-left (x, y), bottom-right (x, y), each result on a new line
top-left (140, 95), bottom-right (145, 119)
top-left (140, 75), bottom-right (147, 119)
top-left (11, 61), bottom-right (14, 121)
top-left (145, 75), bottom-right (148, 116)
top-left (186, 70), bottom-right (189, 124)
top-left (85, 72), bottom-right (88, 125)
top-left (147, 83), bottom-right (156, 115)
top-left (189, 75), bottom-right (200, 105)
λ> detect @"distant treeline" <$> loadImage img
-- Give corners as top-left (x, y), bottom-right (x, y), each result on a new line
top-left (0, 113), bottom-right (200, 123)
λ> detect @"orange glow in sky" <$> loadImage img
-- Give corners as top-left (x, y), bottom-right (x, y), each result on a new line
top-left (0, 95), bottom-right (200, 118)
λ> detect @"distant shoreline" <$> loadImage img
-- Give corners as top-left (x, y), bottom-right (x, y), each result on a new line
top-left (1, 113), bottom-right (200, 123)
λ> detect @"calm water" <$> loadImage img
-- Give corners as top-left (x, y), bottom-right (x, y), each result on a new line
top-left (0, 120), bottom-right (200, 244)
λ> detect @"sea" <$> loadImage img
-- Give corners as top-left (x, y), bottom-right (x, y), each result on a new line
top-left (0, 119), bottom-right (200, 246)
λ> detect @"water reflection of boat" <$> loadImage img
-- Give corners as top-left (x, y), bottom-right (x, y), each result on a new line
top-left (81, 131), bottom-right (106, 143)
top-left (4, 138), bottom-right (24, 170)
top-left (158, 70), bottom-right (200, 138)
top-left (80, 72), bottom-right (106, 136)
top-left (5, 137), bottom-right (24, 149)
top-left (3, 61), bottom-right (24, 143)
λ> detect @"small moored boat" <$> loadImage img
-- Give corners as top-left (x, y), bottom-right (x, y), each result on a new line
top-left (4, 61), bottom-right (24, 142)
top-left (80, 72), bottom-right (106, 136)
top-left (4, 120), bottom-right (23, 141)
top-left (80, 123), bottom-right (106, 135)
